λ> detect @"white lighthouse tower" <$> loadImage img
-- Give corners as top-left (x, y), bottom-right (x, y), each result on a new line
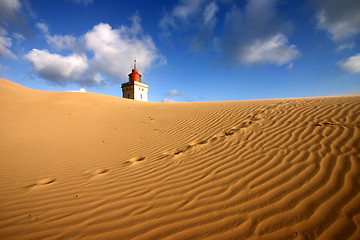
top-left (121, 60), bottom-right (148, 102)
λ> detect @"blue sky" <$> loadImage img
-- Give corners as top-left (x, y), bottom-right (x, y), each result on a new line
top-left (0, 0), bottom-right (359, 102)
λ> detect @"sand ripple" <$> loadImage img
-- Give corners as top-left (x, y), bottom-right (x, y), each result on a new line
top-left (0, 79), bottom-right (359, 239)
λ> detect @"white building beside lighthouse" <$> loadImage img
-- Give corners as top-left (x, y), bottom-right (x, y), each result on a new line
top-left (121, 61), bottom-right (148, 102)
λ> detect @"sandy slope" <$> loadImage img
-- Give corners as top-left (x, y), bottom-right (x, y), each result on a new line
top-left (0, 78), bottom-right (360, 240)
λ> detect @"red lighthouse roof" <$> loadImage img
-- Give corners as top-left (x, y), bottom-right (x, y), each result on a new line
top-left (128, 60), bottom-right (141, 82)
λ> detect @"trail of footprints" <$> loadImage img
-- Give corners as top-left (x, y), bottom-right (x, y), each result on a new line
top-left (162, 114), bottom-right (259, 159)
top-left (24, 115), bottom-right (351, 189)
top-left (23, 113), bottom-right (261, 189)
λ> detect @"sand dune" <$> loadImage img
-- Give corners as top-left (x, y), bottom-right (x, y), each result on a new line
top-left (0, 78), bottom-right (359, 239)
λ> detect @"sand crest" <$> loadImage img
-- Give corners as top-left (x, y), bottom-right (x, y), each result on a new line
top-left (0, 78), bottom-right (359, 239)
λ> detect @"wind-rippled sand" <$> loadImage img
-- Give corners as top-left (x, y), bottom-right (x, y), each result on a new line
top-left (1, 78), bottom-right (359, 239)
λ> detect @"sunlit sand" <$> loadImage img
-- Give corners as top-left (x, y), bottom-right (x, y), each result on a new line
top-left (1, 78), bottom-right (359, 239)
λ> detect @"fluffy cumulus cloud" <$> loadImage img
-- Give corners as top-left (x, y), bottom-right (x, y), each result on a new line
top-left (25, 49), bottom-right (90, 85)
top-left (312, 1), bottom-right (360, 72)
top-left (217, 0), bottom-right (299, 66)
top-left (26, 15), bottom-right (165, 86)
top-left (241, 33), bottom-right (299, 65)
top-left (161, 0), bottom-right (299, 64)
top-left (85, 15), bottom-right (164, 79)
top-left (46, 34), bottom-right (78, 51)
top-left (314, 0), bottom-right (360, 42)
top-left (338, 54), bottom-right (360, 74)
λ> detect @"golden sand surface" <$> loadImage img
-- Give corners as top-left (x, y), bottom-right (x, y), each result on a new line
top-left (1, 78), bottom-right (360, 239)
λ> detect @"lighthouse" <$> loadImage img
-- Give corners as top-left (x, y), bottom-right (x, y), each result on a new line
top-left (121, 60), bottom-right (149, 102)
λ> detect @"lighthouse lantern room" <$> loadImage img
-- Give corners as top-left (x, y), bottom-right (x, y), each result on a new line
top-left (121, 60), bottom-right (149, 102)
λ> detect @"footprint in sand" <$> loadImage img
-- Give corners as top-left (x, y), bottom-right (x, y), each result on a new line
top-left (164, 139), bottom-right (210, 159)
top-left (163, 119), bottom-right (258, 161)
top-left (83, 168), bottom-right (110, 177)
top-left (224, 121), bottom-right (254, 136)
top-left (163, 121), bottom-right (256, 160)
top-left (94, 168), bottom-right (110, 174)
top-left (162, 147), bottom-right (189, 157)
top-left (188, 139), bottom-right (208, 147)
top-left (313, 121), bottom-right (336, 127)
top-left (37, 178), bottom-right (57, 185)
top-left (27, 214), bottom-right (39, 221)
top-left (209, 132), bottom-right (226, 142)
top-left (124, 156), bottom-right (146, 165)
top-left (25, 178), bottom-right (57, 189)
top-left (247, 113), bottom-right (260, 121)
top-left (163, 140), bottom-right (210, 159)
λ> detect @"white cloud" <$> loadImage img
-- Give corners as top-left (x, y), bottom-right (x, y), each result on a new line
top-left (13, 32), bottom-right (24, 40)
top-left (85, 16), bottom-right (164, 79)
top-left (0, 0), bottom-right (34, 36)
top-left (36, 22), bottom-right (79, 51)
top-left (0, 26), bottom-right (16, 59)
top-left (0, 0), bottom-right (21, 11)
top-left (36, 22), bottom-right (49, 34)
top-left (315, 0), bottom-right (360, 42)
top-left (0, 27), bottom-right (7, 35)
top-left (287, 63), bottom-right (293, 70)
top-left (171, 0), bottom-right (207, 23)
top-left (162, 98), bottom-right (177, 103)
top-left (0, 0), bottom-right (32, 43)
top-left (26, 15), bottom-right (165, 86)
top-left (68, 88), bottom-right (86, 92)
top-left (336, 42), bottom-right (355, 52)
top-left (25, 49), bottom-right (90, 85)
top-left (165, 89), bottom-right (193, 102)
top-left (203, 1), bottom-right (218, 24)
top-left (0, 35), bottom-right (16, 58)
top-left (167, 89), bottom-right (184, 96)
top-left (241, 33), bottom-right (299, 65)
top-left (217, 0), bottom-right (299, 66)
top-left (159, 0), bottom-right (218, 50)
top-left (338, 53), bottom-right (360, 74)
top-left (0, 0), bottom-right (21, 22)
top-left (46, 34), bottom-right (77, 51)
